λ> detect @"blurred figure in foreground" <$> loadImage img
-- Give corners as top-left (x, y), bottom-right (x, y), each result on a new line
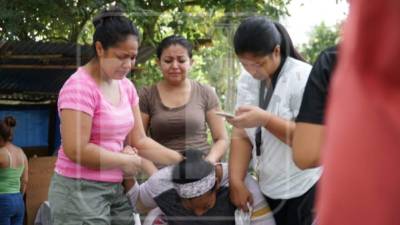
top-left (317, 0), bottom-right (400, 224)
top-left (292, 46), bottom-right (338, 169)
top-left (0, 116), bottom-right (28, 225)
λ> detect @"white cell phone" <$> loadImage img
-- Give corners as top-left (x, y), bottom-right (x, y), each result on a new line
top-left (215, 111), bottom-right (235, 118)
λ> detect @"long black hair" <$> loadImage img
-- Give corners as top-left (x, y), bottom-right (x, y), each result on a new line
top-left (172, 149), bottom-right (214, 184)
top-left (234, 16), bottom-right (305, 62)
top-left (92, 6), bottom-right (139, 55)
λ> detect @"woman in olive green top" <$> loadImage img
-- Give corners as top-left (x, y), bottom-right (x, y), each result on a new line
top-left (0, 116), bottom-right (28, 225)
top-left (139, 35), bottom-right (228, 172)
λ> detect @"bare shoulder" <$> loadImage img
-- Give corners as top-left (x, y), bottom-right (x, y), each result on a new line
top-left (9, 144), bottom-right (27, 165)
top-left (15, 145), bottom-right (27, 160)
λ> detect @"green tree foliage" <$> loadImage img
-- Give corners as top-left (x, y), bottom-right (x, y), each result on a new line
top-left (0, 0), bottom-right (289, 45)
top-left (0, 0), bottom-right (117, 42)
top-left (300, 22), bottom-right (340, 64)
top-left (0, 0), bottom-right (290, 109)
top-left (123, 0), bottom-right (290, 108)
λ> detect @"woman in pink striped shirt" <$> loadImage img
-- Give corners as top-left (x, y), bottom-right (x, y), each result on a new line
top-left (48, 7), bottom-right (183, 225)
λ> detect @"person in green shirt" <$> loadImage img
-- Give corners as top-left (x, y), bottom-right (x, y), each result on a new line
top-left (0, 116), bottom-right (28, 225)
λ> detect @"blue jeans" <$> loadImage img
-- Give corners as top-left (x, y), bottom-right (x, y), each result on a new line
top-left (0, 193), bottom-right (25, 225)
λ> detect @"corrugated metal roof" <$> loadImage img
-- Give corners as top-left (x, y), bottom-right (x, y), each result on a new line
top-left (0, 41), bottom-right (155, 103)
top-left (0, 68), bottom-right (73, 103)
top-left (0, 41), bottom-right (93, 58)
top-left (0, 68), bottom-right (72, 93)
top-left (0, 41), bottom-right (90, 103)
top-left (0, 41), bottom-right (93, 66)
top-left (0, 41), bottom-right (154, 64)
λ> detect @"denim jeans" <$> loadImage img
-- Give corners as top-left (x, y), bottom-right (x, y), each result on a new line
top-left (0, 193), bottom-right (25, 225)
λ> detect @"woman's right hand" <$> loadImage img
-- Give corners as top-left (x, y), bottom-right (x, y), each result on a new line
top-left (230, 180), bottom-right (254, 212)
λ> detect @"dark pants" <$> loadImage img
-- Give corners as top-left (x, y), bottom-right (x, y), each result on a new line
top-left (264, 184), bottom-right (316, 225)
top-left (0, 193), bottom-right (25, 225)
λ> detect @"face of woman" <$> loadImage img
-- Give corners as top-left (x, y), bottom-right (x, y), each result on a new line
top-left (182, 189), bottom-right (217, 216)
top-left (96, 35), bottom-right (139, 80)
top-left (158, 44), bottom-right (193, 85)
top-left (238, 47), bottom-right (281, 80)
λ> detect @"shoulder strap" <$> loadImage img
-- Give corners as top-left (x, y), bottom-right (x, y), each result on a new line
top-left (255, 80), bottom-right (275, 157)
top-left (255, 58), bottom-right (286, 157)
top-left (6, 148), bottom-right (12, 168)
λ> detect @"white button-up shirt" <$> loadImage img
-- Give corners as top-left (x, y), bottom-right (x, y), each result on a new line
top-left (236, 57), bottom-right (322, 199)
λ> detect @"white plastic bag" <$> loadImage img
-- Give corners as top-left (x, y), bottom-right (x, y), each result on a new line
top-left (235, 203), bottom-right (253, 225)
top-left (133, 212), bottom-right (142, 225)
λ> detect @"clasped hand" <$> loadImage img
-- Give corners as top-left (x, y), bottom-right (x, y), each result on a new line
top-left (121, 145), bottom-right (142, 177)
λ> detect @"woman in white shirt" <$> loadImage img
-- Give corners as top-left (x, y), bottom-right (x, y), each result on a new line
top-left (227, 16), bottom-right (321, 225)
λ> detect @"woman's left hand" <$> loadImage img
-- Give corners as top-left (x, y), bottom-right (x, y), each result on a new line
top-left (226, 105), bottom-right (269, 129)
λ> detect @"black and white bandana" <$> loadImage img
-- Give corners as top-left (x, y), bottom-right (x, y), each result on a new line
top-left (174, 169), bottom-right (216, 198)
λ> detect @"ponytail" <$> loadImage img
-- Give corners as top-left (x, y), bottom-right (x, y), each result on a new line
top-left (273, 22), bottom-right (306, 62)
top-left (234, 16), bottom-right (305, 62)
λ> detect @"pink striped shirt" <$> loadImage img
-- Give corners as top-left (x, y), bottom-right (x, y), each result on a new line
top-left (55, 67), bottom-right (138, 183)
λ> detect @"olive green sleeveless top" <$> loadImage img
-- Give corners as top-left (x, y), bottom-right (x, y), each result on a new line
top-left (0, 150), bottom-right (24, 194)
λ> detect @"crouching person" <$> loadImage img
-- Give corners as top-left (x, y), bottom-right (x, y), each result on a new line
top-left (127, 149), bottom-right (275, 225)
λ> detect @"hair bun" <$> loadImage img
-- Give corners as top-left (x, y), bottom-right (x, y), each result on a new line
top-left (92, 6), bottom-right (125, 27)
top-left (4, 116), bottom-right (16, 127)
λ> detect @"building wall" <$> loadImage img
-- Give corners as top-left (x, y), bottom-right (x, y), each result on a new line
top-left (0, 105), bottom-right (60, 156)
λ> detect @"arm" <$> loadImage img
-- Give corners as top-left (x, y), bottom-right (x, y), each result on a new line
top-left (262, 111), bottom-right (295, 145)
top-left (141, 112), bottom-right (150, 134)
top-left (128, 105), bottom-right (183, 165)
top-left (245, 175), bottom-right (275, 225)
top-left (292, 123), bottom-right (324, 169)
top-left (139, 111), bottom-right (159, 175)
top-left (291, 47), bottom-right (336, 169)
top-left (229, 127), bottom-right (254, 211)
top-left (20, 151), bottom-right (28, 194)
top-left (205, 107), bottom-right (229, 163)
top-left (127, 167), bottom-right (172, 213)
top-left (61, 109), bottom-right (140, 175)
top-left (140, 158), bottom-right (158, 176)
top-left (126, 180), bottom-right (152, 214)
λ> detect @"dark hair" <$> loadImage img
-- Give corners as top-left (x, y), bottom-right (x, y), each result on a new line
top-left (92, 6), bottom-right (139, 55)
top-left (156, 35), bottom-right (193, 59)
top-left (172, 149), bottom-right (214, 184)
top-left (0, 116), bottom-right (16, 142)
top-left (234, 16), bottom-right (305, 61)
